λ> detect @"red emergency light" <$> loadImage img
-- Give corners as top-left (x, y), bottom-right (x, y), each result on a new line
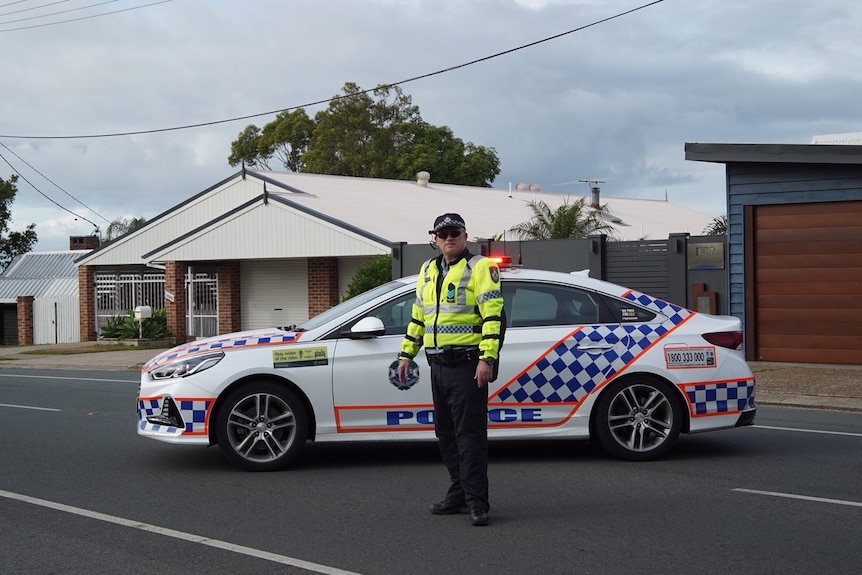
top-left (489, 255), bottom-right (512, 269)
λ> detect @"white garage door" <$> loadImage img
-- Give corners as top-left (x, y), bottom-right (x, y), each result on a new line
top-left (241, 260), bottom-right (308, 330)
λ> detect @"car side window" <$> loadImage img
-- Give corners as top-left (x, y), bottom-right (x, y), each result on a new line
top-left (509, 288), bottom-right (558, 326)
top-left (502, 282), bottom-right (602, 327)
top-left (364, 292), bottom-right (416, 336)
top-left (599, 294), bottom-right (657, 323)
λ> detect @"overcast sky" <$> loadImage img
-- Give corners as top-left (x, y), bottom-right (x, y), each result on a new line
top-left (2, 0), bottom-right (860, 251)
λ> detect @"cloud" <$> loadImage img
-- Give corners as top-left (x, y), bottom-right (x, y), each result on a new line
top-left (2, 0), bottom-right (860, 250)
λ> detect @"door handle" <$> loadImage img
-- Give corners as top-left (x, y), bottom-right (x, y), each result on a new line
top-left (578, 344), bottom-right (614, 352)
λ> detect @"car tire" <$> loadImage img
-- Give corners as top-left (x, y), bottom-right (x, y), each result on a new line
top-left (215, 381), bottom-right (309, 471)
top-left (593, 375), bottom-right (682, 461)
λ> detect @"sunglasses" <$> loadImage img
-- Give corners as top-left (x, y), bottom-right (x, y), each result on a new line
top-left (436, 229), bottom-right (463, 240)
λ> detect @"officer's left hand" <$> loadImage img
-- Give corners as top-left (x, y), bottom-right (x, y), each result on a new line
top-left (396, 359), bottom-right (412, 384)
top-left (475, 361), bottom-right (494, 388)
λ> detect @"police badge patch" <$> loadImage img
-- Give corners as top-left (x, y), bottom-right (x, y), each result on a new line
top-left (388, 360), bottom-right (420, 390)
top-left (489, 265), bottom-right (500, 283)
top-left (446, 282), bottom-right (456, 303)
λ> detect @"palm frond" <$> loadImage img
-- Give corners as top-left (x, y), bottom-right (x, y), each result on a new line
top-left (509, 197), bottom-right (616, 240)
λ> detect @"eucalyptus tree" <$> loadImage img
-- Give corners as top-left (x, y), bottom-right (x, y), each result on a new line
top-left (228, 82), bottom-right (500, 187)
top-left (228, 108), bottom-right (313, 171)
top-left (0, 174), bottom-right (37, 271)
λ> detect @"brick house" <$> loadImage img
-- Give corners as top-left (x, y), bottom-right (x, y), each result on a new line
top-left (74, 168), bottom-right (715, 344)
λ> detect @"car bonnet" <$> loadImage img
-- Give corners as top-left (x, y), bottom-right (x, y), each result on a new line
top-left (141, 328), bottom-right (306, 373)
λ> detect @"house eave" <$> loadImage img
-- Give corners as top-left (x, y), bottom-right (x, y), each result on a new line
top-left (685, 142), bottom-right (862, 165)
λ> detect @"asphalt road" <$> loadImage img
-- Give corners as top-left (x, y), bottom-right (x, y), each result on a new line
top-left (1, 368), bottom-right (860, 575)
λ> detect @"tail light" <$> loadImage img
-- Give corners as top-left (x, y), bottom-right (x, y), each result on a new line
top-left (702, 331), bottom-right (743, 350)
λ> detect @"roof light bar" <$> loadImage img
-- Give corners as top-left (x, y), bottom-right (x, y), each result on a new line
top-left (490, 255), bottom-right (512, 270)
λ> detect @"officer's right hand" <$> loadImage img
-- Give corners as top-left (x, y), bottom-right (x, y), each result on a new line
top-left (396, 359), bottom-right (411, 383)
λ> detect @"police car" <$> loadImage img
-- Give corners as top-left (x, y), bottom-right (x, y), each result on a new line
top-left (137, 267), bottom-right (756, 471)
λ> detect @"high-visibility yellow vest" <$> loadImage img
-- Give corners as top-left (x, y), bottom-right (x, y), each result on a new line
top-left (399, 252), bottom-right (504, 361)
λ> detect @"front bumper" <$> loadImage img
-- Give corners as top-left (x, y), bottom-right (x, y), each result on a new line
top-left (137, 395), bottom-right (214, 444)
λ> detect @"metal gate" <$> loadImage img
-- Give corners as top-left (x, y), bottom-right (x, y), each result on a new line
top-left (187, 272), bottom-right (218, 338)
top-left (604, 240), bottom-right (670, 300)
top-left (95, 272), bottom-right (166, 335)
top-left (33, 296), bottom-right (80, 344)
top-left (94, 271), bottom-right (219, 339)
top-left (95, 272), bottom-right (218, 337)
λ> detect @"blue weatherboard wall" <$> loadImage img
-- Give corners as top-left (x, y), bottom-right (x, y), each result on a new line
top-left (725, 162), bottom-right (862, 325)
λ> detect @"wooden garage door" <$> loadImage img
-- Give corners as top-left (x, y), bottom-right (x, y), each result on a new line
top-left (752, 200), bottom-right (862, 364)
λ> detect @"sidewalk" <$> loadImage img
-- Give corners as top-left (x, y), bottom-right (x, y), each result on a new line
top-left (0, 342), bottom-right (167, 372)
top-left (1, 343), bottom-right (860, 413)
top-left (749, 361), bottom-right (862, 414)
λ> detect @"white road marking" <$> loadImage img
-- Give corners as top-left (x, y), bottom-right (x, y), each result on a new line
top-left (0, 403), bottom-right (61, 412)
top-left (0, 489), bottom-right (362, 575)
top-left (753, 424), bottom-right (862, 438)
top-left (733, 488), bottom-right (862, 508)
top-left (0, 373), bottom-right (134, 383)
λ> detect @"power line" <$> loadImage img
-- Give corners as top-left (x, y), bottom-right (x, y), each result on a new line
top-left (0, 0), bottom-right (79, 20)
top-left (0, 0), bottom-right (665, 139)
top-left (0, 0), bottom-right (171, 32)
top-left (0, 142), bottom-right (111, 224)
top-left (0, 144), bottom-right (104, 231)
top-left (0, 0), bottom-right (34, 9)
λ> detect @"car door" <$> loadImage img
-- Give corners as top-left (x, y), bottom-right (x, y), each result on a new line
top-left (488, 280), bottom-right (632, 433)
top-left (330, 291), bottom-right (436, 435)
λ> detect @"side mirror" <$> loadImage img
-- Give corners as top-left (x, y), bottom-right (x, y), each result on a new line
top-left (344, 316), bottom-right (386, 339)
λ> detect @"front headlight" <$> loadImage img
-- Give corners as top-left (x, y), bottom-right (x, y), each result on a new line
top-left (149, 352), bottom-right (225, 380)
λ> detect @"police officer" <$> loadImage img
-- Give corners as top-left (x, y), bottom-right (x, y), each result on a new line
top-left (397, 213), bottom-right (504, 527)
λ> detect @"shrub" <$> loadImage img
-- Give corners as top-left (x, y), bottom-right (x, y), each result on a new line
top-left (343, 255), bottom-right (392, 300)
top-left (100, 308), bottom-right (172, 340)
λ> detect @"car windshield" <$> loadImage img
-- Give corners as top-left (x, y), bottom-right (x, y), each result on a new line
top-left (294, 280), bottom-right (409, 332)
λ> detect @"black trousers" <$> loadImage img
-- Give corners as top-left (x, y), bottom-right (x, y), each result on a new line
top-left (430, 358), bottom-right (489, 511)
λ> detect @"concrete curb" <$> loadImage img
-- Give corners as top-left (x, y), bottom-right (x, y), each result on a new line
top-left (756, 392), bottom-right (862, 414)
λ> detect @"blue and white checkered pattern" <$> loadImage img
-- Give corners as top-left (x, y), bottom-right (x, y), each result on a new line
top-left (684, 380), bottom-right (756, 415)
top-left (138, 397), bottom-right (182, 435)
top-left (624, 291), bottom-right (690, 324)
top-left (177, 399), bottom-right (212, 433)
top-left (477, 289), bottom-right (502, 303)
top-left (137, 419), bottom-right (183, 435)
top-left (493, 290), bottom-right (692, 405)
top-left (426, 324), bottom-right (476, 334)
top-left (143, 331), bottom-right (300, 372)
top-left (138, 398), bottom-right (161, 419)
top-left (137, 397), bottom-right (213, 435)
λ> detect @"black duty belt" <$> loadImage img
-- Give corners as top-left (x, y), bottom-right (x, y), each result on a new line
top-left (425, 347), bottom-right (479, 367)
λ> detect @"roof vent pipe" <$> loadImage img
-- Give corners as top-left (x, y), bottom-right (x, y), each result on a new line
top-left (590, 186), bottom-right (601, 208)
top-left (416, 171), bottom-right (430, 187)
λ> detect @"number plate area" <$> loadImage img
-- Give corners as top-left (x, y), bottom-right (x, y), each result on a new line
top-left (664, 346), bottom-right (716, 368)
